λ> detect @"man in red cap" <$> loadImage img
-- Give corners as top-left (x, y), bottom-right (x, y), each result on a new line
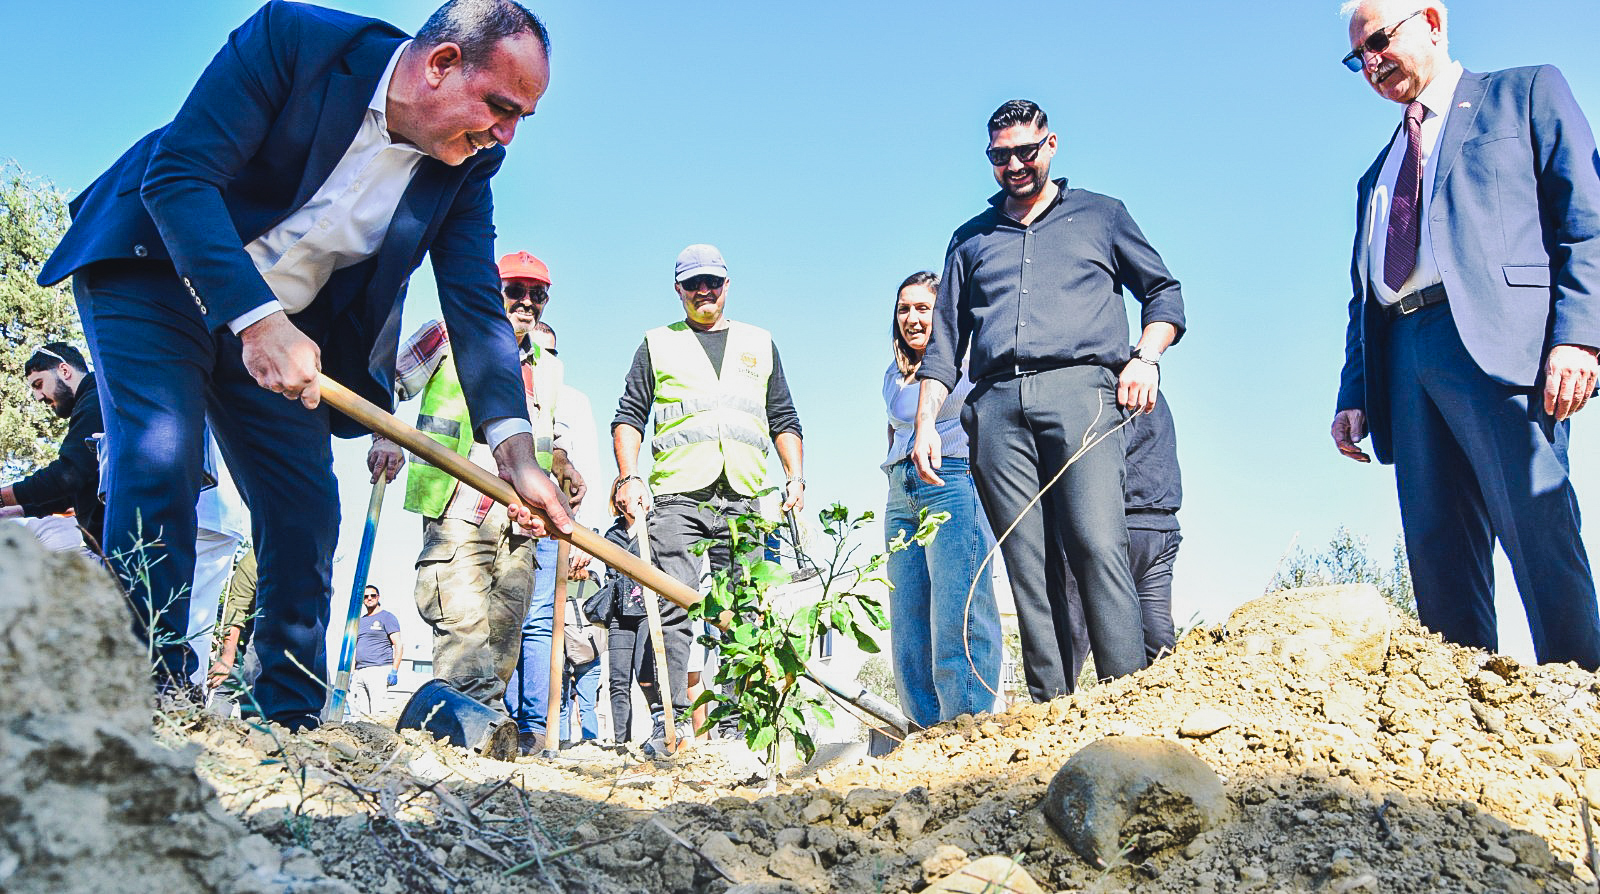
top-left (368, 250), bottom-right (585, 713)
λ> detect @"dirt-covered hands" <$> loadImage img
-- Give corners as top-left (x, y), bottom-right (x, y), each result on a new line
top-left (1331, 408), bottom-right (1372, 463)
top-left (366, 436), bottom-right (405, 483)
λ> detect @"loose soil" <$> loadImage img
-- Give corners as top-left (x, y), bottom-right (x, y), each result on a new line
top-left (5, 531), bottom-right (1600, 893)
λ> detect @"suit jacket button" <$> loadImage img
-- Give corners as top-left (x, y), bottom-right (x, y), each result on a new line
top-left (133, 244), bottom-right (148, 258)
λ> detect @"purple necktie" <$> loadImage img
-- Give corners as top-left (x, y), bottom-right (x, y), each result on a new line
top-left (1384, 101), bottom-right (1427, 292)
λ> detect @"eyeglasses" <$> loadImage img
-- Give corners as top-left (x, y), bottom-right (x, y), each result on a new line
top-left (679, 275), bottom-right (726, 292)
top-left (985, 134), bottom-right (1051, 167)
top-left (502, 283), bottom-right (548, 303)
top-left (1342, 9), bottom-right (1425, 72)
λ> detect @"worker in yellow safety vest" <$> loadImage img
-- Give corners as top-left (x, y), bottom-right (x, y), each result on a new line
top-left (611, 244), bottom-right (804, 754)
top-left (367, 251), bottom-right (585, 725)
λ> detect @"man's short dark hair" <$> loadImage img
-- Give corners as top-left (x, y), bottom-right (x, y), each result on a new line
top-left (24, 342), bottom-right (87, 376)
top-left (364, 585), bottom-right (381, 598)
top-left (988, 100), bottom-right (1048, 133)
top-left (535, 320), bottom-right (556, 343)
top-left (417, 0), bottom-right (550, 69)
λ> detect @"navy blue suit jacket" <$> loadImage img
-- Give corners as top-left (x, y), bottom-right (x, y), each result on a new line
top-left (1337, 66), bottom-right (1600, 463)
top-left (38, 1), bottom-right (526, 438)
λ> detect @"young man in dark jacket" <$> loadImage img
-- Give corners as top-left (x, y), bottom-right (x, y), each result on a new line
top-left (1, 343), bottom-right (104, 546)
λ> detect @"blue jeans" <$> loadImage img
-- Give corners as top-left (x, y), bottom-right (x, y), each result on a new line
top-left (560, 657), bottom-right (602, 741)
top-left (504, 536), bottom-right (559, 735)
top-left (885, 458), bottom-right (1003, 726)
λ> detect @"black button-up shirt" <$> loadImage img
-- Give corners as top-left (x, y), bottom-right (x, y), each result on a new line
top-left (919, 179), bottom-right (1186, 390)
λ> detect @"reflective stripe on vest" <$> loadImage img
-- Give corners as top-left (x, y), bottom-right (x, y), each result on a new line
top-left (404, 346), bottom-right (561, 518)
top-left (645, 320), bottom-right (772, 496)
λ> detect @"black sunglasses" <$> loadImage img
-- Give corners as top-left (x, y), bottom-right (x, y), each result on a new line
top-left (503, 283), bottom-right (548, 302)
top-left (679, 275), bottom-right (726, 292)
top-left (985, 134), bottom-right (1050, 167)
top-left (1342, 9), bottom-right (1425, 72)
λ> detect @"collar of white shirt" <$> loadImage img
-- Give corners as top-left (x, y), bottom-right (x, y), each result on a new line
top-left (1414, 60), bottom-right (1465, 124)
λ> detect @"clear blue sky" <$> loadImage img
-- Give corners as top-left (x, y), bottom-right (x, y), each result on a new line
top-left (6, 1), bottom-right (1599, 664)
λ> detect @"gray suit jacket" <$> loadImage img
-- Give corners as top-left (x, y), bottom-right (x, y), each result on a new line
top-left (1337, 66), bottom-right (1600, 463)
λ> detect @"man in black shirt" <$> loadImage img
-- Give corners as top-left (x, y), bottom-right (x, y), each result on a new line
top-left (612, 244), bottom-right (803, 752)
top-left (914, 100), bottom-right (1186, 701)
top-left (1, 343), bottom-right (104, 547)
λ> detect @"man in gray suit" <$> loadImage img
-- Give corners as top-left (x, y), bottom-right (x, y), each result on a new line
top-left (1331, 0), bottom-right (1600, 668)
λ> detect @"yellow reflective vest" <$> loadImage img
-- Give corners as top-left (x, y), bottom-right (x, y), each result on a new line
top-left (645, 320), bottom-right (772, 496)
top-left (405, 341), bottom-right (561, 518)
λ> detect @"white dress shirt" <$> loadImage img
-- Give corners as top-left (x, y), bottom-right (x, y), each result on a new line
top-left (236, 42), bottom-right (426, 332)
top-left (235, 41), bottom-right (531, 447)
top-left (1366, 60), bottom-right (1465, 305)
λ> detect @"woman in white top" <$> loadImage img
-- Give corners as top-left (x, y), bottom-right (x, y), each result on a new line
top-left (882, 272), bottom-right (1003, 726)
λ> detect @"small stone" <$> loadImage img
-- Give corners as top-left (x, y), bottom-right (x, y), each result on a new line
top-left (800, 798), bottom-right (832, 824)
top-left (1520, 716), bottom-right (1552, 739)
top-left (979, 721), bottom-right (1003, 738)
top-left (925, 856), bottom-right (1046, 894)
top-left (1527, 740), bottom-right (1580, 767)
top-left (1483, 841), bottom-right (1517, 866)
top-left (1328, 847), bottom-right (1360, 875)
top-left (1332, 874), bottom-right (1379, 892)
top-left (1041, 736), bottom-right (1229, 867)
top-left (1294, 808), bottom-right (1318, 824)
top-left (841, 787), bottom-right (898, 821)
top-left (1583, 769), bottom-right (1600, 808)
top-left (775, 827), bottom-right (806, 849)
top-left (230, 835), bottom-right (281, 875)
top-left (766, 843), bottom-right (821, 881)
top-left (1239, 864), bottom-right (1268, 883)
top-left (920, 845), bottom-right (969, 882)
top-left (1425, 740), bottom-right (1465, 770)
top-left (1178, 708), bottom-right (1233, 738)
top-left (279, 847), bottom-right (324, 879)
top-left (1468, 701), bottom-right (1505, 734)
top-left (878, 787), bottom-right (932, 839)
top-left (699, 831), bottom-right (742, 869)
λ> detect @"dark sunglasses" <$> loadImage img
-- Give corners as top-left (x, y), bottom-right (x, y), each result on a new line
top-left (985, 134), bottom-right (1050, 167)
top-left (502, 283), bottom-right (548, 302)
top-left (679, 275), bottom-right (726, 292)
top-left (1342, 9), bottom-right (1424, 72)
top-left (30, 345), bottom-right (69, 366)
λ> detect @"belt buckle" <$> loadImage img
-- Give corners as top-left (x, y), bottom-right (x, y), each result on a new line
top-left (1395, 297), bottom-right (1420, 316)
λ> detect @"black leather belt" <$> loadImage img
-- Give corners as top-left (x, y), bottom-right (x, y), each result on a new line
top-left (1385, 283), bottom-right (1447, 319)
top-left (975, 360), bottom-right (1087, 386)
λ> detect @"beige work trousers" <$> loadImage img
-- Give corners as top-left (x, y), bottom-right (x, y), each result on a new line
top-left (414, 505), bottom-right (534, 705)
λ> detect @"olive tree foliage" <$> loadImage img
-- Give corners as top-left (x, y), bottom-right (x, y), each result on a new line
top-left (0, 162), bottom-right (84, 480)
top-left (1270, 525), bottom-right (1417, 619)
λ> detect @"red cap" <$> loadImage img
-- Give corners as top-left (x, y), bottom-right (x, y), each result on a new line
top-left (497, 251), bottom-right (552, 286)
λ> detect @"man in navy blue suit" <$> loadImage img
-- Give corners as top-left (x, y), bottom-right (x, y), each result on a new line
top-left (1332, 0), bottom-right (1600, 669)
top-left (37, 0), bottom-right (572, 729)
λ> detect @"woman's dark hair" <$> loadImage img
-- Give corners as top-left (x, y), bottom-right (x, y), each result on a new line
top-left (892, 271), bottom-right (939, 379)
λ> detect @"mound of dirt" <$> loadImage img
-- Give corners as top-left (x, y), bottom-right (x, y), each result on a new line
top-left (0, 529), bottom-right (354, 894)
top-left (14, 549), bottom-right (1600, 893)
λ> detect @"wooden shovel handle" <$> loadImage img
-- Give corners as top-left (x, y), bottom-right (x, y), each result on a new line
top-left (317, 373), bottom-right (701, 612)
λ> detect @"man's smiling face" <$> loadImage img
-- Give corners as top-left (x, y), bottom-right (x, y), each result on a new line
top-left (1348, 2), bottom-right (1444, 105)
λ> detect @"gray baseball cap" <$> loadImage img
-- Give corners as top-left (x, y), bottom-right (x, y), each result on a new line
top-left (675, 244), bottom-right (728, 282)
